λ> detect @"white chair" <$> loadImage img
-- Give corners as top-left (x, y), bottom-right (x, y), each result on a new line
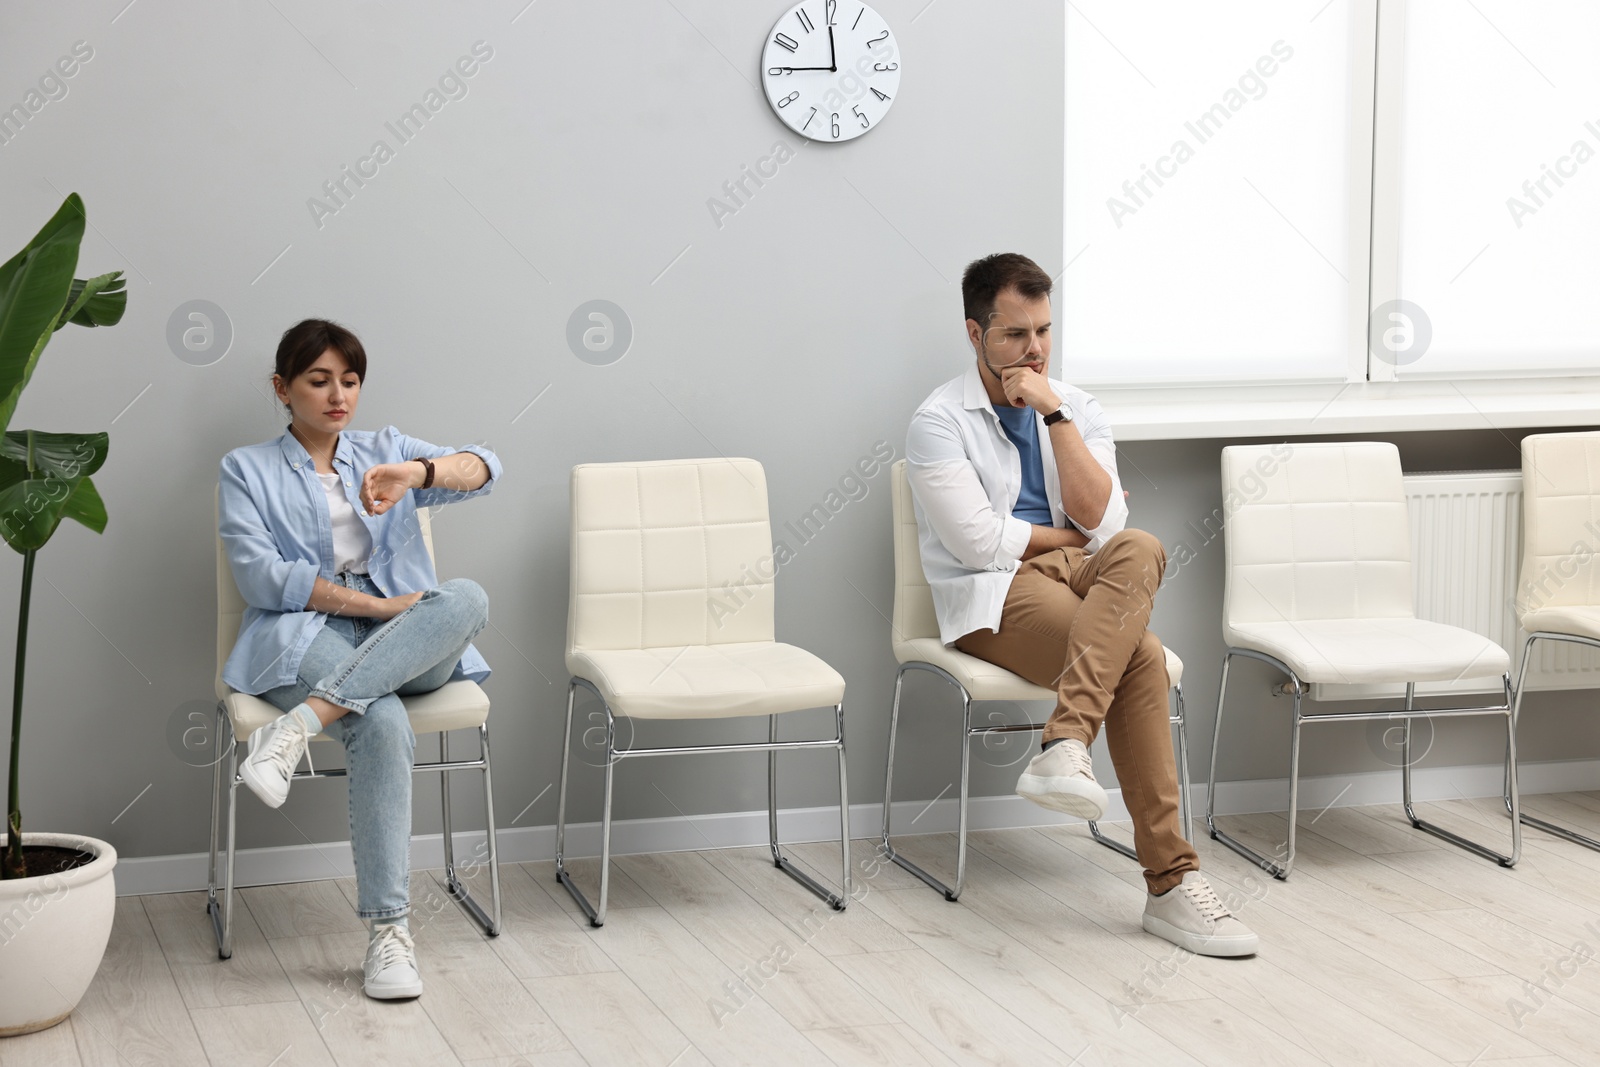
top-left (881, 459), bottom-right (1191, 901)
top-left (207, 493), bottom-right (502, 959)
top-left (1207, 441), bottom-right (1519, 880)
top-left (556, 458), bottom-right (849, 927)
top-left (1511, 431), bottom-right (1600, 851)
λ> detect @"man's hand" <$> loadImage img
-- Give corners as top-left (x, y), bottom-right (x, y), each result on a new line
top-left (1000, 365), bottom-right (1061, 414)
top-left (360, 461), bottom-right (424, 516)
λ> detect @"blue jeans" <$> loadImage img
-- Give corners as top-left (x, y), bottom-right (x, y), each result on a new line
top-left (259, 574), bottom-right (489, 920)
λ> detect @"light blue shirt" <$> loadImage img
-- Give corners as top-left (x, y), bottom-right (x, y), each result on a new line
top-left (991, 403), bottom-right (1052, 524)
top-left (218, 426), bottom-right (502, 695)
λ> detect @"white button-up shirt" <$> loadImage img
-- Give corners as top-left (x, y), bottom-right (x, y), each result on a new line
top-left (906, 364), bottom-right (1128, 646)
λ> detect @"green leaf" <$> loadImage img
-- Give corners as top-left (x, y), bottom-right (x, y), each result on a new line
top-left (0, 470), bottom-right (77, 552)
top-left (57, 272), bottom-right (127, 331)
top-left (0, 195), bottom-right (85, 431)
top-left (0, 430), bottom-right (107, 480)
top-left (61, 474), bottom-right (106, 534)
top-left (0, 430), bottom-right (107, 552)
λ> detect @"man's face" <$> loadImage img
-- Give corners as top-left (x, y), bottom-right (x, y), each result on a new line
top-left (970, 288), bottom-right (1052, 379)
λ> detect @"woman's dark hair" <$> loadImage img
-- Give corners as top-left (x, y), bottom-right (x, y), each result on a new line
top-left (961, 253), bottom-right (1053, 327)
top-left (273, 318), bottom-right (367, 386)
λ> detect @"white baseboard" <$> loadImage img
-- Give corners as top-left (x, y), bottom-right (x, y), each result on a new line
top-left (113, 756), bottom-right (1600, 897)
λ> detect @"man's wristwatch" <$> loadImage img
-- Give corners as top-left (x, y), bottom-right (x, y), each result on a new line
top-left (416, 457), bottom-right (435, 489)
top-left (1042, 405), bottom-right (1073, 427)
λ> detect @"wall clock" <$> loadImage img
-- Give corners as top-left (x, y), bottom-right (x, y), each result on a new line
top-left (760, 2), bottom-right (900, 142)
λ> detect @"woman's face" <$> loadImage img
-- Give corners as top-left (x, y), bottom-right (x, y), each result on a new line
top-left (274, 347), bottom-right (361, 437)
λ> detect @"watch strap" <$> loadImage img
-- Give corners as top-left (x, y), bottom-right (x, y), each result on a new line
top-left (418, 457), bottom-right (435, 489)
top-left (1042, 405), bottom-right (1071, 426)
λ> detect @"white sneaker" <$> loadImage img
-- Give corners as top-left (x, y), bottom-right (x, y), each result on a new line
top-left (364, 923), bottom-right (423, 999)
top-left (239, 709), bottom-right (313, 809)
top-left (1143, 872), bottom-right (1259, 957)
top-left (1016, 740), bottom-right (1107, 819)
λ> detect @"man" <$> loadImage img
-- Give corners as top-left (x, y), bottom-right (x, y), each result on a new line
top-left (904, 252), bottom-right (1257, 957)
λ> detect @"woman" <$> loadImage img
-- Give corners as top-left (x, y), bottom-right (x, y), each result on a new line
top-left (218, 318), bottom-right (501, 1001)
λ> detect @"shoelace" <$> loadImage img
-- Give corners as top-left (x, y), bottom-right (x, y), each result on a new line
top-left (369, 924), bottom-right (416, 972)
top-left (257, 717), bottom-right (312, 778)
top-left (1178, 877), bottom-right (1232, 922)
top-left (1060, 742), bottom-right (1095, 779)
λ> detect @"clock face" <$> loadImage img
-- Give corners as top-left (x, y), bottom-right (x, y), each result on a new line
top-left (760, 1), bottom-right (900, 143)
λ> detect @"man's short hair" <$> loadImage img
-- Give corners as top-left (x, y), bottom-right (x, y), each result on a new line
top-left (961, 253), bottom-right (1053, 327)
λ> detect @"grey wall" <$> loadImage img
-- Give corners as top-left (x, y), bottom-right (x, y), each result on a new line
top-left (0, 1), bottom-right (1593, 867)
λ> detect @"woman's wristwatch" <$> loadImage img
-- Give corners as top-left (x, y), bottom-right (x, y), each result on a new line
top-left (416, 457), bottom-right (435, 489)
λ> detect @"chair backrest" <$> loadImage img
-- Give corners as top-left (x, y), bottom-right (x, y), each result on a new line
top-left (1221, 441), bottom-right (1414, 630)
top-left (1516, 430), bottom-right (1600, 619)
top-left (566, 457), bottom-right (775, 654)
top-left (890, 459), bottom-right (940, 647)
top-left (214, 485), bottom-right (435, 697)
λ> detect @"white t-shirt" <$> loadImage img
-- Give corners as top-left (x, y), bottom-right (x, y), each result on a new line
top-left (316, 470), bottom-right (373, 575)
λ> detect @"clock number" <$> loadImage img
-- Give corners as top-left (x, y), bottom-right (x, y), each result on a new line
top-left (852, 7), bottom-right (864, 30)
top-left (831, 112), bottom-right (840, 138)
top-left (873, 62), bottom-right (898, 71)
top-left (777, 91), bottom-right (800, 108)
top-left (871, 87), bottom-right (890, 101)
top-left (803, 107), bottom-right (818, 130)
top-left (796, 8), bottom-right (814, 32)
top-left (852, 104), bottom-right (869, 129)
top-left (866, 29), bottom-right (888, 47)
top-left (826, 0), bottom-right (837, 26)
top-left (774, 32), bottom-right (799, 52)
top-left (768, 67), bottom-right (792, 76)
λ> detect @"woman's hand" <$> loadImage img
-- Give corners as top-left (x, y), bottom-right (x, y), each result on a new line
top-left (361, 461), bottom-right (423, 516)
top-left (375, 590), bottom-right (425, 620)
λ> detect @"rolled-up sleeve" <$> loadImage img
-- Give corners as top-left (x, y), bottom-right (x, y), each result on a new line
top-left (906, 410), bottom-right (1031, 570)
top-left (388, 427), bottom-right (502, 509)
top-left (218, 454), bottom-right (317, 613)
top-left (1069, 393), bottom-right (1128, 552)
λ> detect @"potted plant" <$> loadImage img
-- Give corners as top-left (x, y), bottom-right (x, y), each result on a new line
top-left (0, 193), bottom-right (124, 1036)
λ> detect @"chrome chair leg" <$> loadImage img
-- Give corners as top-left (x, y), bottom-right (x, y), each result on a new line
top-left (437, 727), bottom-right (502, 936)
top-left (1402, 677), bottom-right (1521, 866)
top-left (1208, 649), bottom-right (1300, 880)
top-left (206, 701), bottom-right (232, 959)
top-left (220, 732), bottom-right (241, 959)
top-left (881, 663), bottom-right (978, 901)
top-left (769, 708), bottom-right (849, 910)
top-left (553, 680), bottom-right (593, 921)
top-left (835, 701), bottom-right (852, 905)
top-left (477, 723), bottom-right (503, 934)
top-left (1506, 633), bottom-right (1600, 851)
top-left (555, 687), bottom-right (617, 927)
top-left (1175, 682), bottom-right (1193, 843)
top-left (440, 729), bottom-right (456, 888)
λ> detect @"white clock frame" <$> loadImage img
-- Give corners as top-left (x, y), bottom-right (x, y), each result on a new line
top-left (760, 1), bottom-right (901, 143)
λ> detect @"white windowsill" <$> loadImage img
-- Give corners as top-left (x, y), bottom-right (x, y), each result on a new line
top-left (1089, 376), bottom-right (1600, 442)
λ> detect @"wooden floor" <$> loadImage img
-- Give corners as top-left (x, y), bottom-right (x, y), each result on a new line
top-left (7, 792), bottom-right (1600, 1066)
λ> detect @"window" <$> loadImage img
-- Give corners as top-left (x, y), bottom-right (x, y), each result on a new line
top-left (1064, 0), bottom-right (1600, 397)
top-left (1391, 0), bottom-right (1600, 379)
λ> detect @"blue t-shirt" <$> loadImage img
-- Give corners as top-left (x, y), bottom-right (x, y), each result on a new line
top-left (993, 404), bottom-right (1052, 524)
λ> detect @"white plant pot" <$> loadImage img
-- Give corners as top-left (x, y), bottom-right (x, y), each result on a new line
top-left (0, 832), bottom-right (117, 1037)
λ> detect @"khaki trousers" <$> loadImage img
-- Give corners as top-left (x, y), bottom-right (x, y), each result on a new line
top-left (955, 528), bottom-right (1198, 893)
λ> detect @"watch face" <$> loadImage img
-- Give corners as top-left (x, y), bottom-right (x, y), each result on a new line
top-left (761, 2), bottom-right (900, 143)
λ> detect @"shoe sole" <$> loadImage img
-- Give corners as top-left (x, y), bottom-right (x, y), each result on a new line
top-left (1016, 775), bottom-right (1107, 820)
top-left (238, 756), bottom-right (289, 809)
top-left (364, 980), bottom-right (423, 1000)
top-left (1142, 914), bottom-right (1259, 957)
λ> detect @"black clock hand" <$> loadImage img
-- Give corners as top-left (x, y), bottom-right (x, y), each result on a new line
top-left (776, 65), bottom-right (832, 71)
top-left (828, 25), bottom-right (837, 72)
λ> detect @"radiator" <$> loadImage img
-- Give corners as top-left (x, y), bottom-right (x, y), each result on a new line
top-left (1311, 469), bottom-right (1600, 700)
